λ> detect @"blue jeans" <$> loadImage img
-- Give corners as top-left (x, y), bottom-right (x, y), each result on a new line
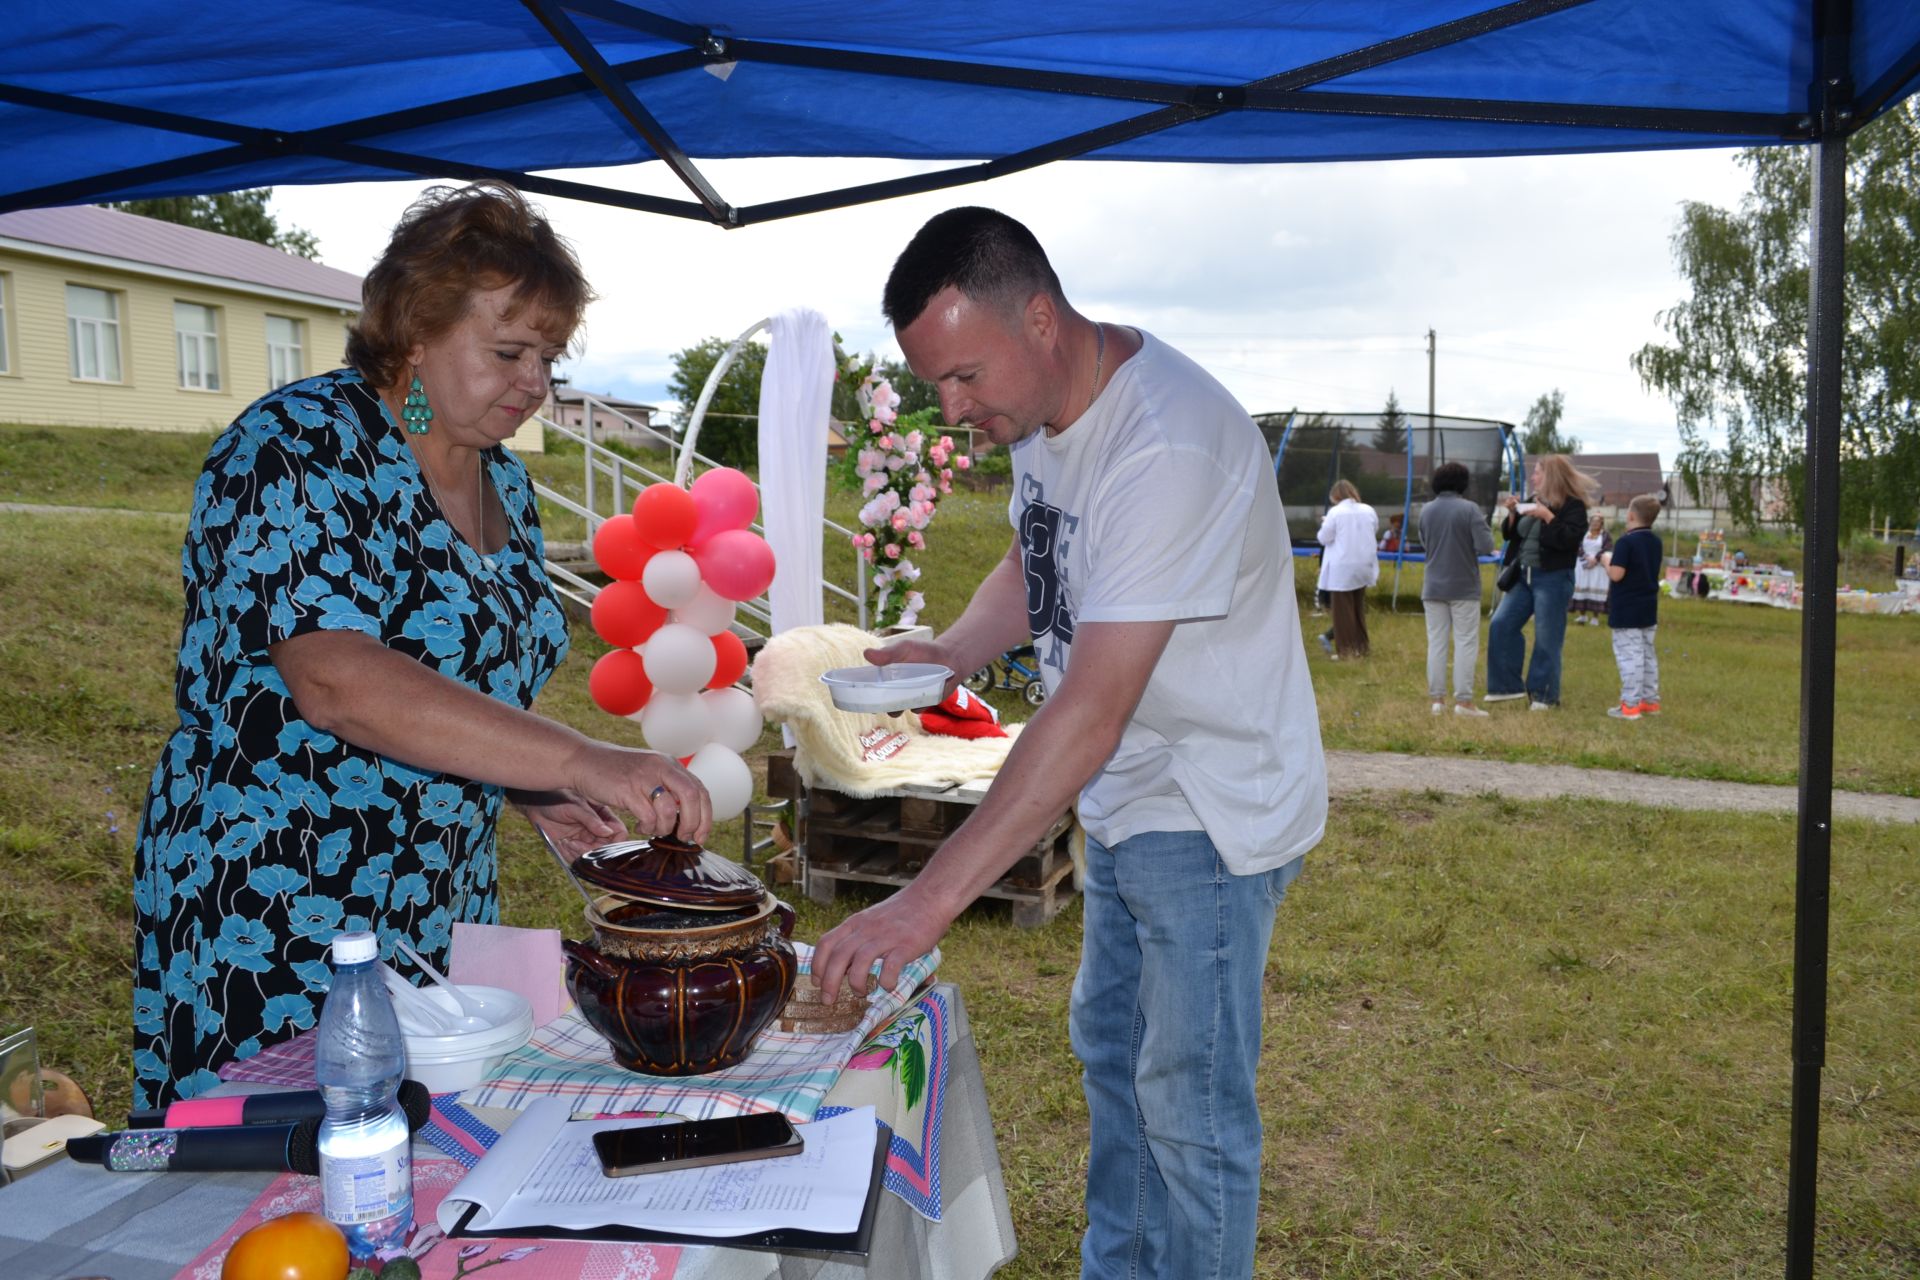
top-left (1069, 830), bottom-right (1303, 1280)
top-left (1487, 566), bottom-right (1575, 705)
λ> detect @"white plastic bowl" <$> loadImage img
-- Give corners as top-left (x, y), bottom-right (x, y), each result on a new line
top-left (819, 663), bottom-right (952, 713)
top-left (400, 984), bottom-right (533, 1095)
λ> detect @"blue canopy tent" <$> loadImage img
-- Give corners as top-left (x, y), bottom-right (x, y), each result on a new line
top-left (5, 4), bottom-right (1917, 1271)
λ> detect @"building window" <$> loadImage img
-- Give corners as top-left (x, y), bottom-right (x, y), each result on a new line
top-left (265, 314), bottom-right (303, 389)
top-left (67, 284), bottom-right (123, 382)
top-left (0, 272), bottom-right (11, 374)
top-left (175, 301), bottom-right (222, 391)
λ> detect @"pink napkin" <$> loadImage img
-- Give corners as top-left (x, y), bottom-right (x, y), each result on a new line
top-left (450, 923), bottom-right (570, 1027)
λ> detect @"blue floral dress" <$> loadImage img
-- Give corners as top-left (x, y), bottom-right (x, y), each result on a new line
top-left (131, 369), bottom-right (570, 1107)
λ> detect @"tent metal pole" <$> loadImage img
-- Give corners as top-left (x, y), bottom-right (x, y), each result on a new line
top-left (1784, 118), bottom-right (1846, 1280)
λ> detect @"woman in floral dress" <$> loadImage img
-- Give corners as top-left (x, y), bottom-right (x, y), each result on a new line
top-left (131, 183), bottom-right (711, 1107)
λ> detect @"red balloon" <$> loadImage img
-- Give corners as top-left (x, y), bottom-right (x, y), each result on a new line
top-left (589, 649), bottom-right (653, 717)
top-left (689, 467), bottom-right (760, 546)
top-left (591, 580), bottom-right (668, 650)
top-left (632, 483), bottom-right (698, 550)
top-left (693, 529), bottom-right (777, 602)
top-left (592, 514), bottom-right (654, 580)
top-left (708, 630), bottom-right (749, 689)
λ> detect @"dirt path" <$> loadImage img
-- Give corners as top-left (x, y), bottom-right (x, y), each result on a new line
top-left (1328, 749), bottom-right (1920, 824)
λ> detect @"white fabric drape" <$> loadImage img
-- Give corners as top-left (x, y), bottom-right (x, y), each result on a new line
top-left (756, 307), bottom-right (834, 636)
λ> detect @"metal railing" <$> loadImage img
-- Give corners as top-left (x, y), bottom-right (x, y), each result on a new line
top-left (530, 391), bottom-right (869, 633)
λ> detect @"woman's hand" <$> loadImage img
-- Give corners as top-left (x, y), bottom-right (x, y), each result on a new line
top-left (515, 790), bottom-right (626, 860)
top-left (569, 745), bottom-right (714, 846)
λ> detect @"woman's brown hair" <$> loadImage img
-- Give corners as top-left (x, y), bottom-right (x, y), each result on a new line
top-left (347, 181), bottom-right (594, 390)
top-left (1329, 478), bottom-right (1361, 503)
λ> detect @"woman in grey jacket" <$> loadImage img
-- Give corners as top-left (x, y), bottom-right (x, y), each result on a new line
top-left (1418, 462), bottom-right (1495, 715)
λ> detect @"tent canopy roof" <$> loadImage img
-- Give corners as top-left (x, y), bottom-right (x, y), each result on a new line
top-left (4, 1), bottom-right (1917, 226)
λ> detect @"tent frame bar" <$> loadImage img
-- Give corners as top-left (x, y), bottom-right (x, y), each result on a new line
top-left (521, 0), bottom-right (734, 222)
top-left (1784, 0), bottom-right (1853, 1274)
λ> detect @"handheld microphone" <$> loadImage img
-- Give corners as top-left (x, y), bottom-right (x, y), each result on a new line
top-left (67, 1119), bottom-right (323, 1175)
top-left (125, 1079), bottom-right (432, 1131)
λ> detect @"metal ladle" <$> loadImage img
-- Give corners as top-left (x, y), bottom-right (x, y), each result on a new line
top-left (536, 823), bottom-right (603, 918)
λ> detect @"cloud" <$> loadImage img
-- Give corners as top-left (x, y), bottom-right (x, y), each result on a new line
top-left (270, 146), bottom-right (1752, 459)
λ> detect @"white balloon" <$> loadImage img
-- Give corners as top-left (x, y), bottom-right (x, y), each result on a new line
top-left (642, 622), bottom-right (718, 693)
top-left (642, 549), bottom-right (702, 609)
top-left (686, 743), bottom-right (754, 822)
top-left (672, 584), bottom-right (737, 637)
top-left (702, 686), bottom-right (763, 754)
top-left (639, 691), bottom-right (712, 758)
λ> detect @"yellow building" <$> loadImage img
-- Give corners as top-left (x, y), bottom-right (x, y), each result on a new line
top-left (0, 204), bottom-right (539, 451)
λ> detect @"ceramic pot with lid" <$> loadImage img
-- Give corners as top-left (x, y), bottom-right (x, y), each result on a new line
top-left (562, 836), bottom-right (798, 1076)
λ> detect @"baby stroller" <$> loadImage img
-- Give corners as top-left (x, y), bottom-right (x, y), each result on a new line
top-left (962, 643), bottom-right (1047, 707)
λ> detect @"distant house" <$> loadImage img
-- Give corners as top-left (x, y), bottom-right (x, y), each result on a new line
top-left (1573, 452), bottom-right (1667, 509)
top-left (547, 385), bottom-right (663, 447)
top-left (0, 204), bottom-right (538, 452)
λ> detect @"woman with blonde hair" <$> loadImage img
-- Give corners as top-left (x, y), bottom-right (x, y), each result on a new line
top-left (1485, 454), bottom-right (1596, 708)
top-left (1315, 478), bottom-right (1379, 659)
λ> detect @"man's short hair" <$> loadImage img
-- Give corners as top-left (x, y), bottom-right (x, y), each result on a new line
top-left (883, 207), bottom-right (1064, 329)
top-left (1431, 461), bottom-right (1471, 495)
top-left (1629, 493), bottom-right (1663, 525)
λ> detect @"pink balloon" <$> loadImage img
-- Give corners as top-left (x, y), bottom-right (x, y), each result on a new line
top-left (688, 467), bottom-right (760, 547)
top-left (693, 529), bottom-right (777, 602)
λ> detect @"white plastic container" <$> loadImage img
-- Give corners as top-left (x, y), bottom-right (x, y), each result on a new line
top-left (819, 662), bottom-right (952, 712)
top-left (399, 985), bottom-right (533, 1095)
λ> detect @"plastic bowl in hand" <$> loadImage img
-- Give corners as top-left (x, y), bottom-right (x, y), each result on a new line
top-left (819, 663), bottom-right (952, 713)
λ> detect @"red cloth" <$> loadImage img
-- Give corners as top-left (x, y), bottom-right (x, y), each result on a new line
top-left (918, 686), bottom-right (1007, 739)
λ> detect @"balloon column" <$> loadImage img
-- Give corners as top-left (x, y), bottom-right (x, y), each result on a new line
top-left (587, 469), bottom-right (776, 822)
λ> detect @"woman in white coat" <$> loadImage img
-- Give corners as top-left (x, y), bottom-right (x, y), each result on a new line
top-left (1316, 479), bottom-right (1380, 659)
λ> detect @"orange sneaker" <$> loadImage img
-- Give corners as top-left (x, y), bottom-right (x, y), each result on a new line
top-left (1607, 702), bottom-right (1642, 720)
top-left (1637, 700), bottom-right (1661, 715)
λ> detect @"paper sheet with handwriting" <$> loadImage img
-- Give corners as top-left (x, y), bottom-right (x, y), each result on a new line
top-left (437, 1099), bottom-right (875, 1237)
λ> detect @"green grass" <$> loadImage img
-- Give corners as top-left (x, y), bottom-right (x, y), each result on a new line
top-left (3, 422), bottom-right (1917, 1275)
top-left (1302, 558), bottom-right (1920, 796)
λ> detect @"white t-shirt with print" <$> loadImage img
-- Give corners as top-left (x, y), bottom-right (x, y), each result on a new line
top-left (1006, 330), bottom-right (1326, 874)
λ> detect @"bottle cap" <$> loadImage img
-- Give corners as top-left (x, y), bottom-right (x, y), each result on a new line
top-left (331, 930), bottom-right (379, 964)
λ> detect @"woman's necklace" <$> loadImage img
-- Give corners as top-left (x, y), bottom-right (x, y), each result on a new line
top-left (414, 441), bottom-right (485, 547)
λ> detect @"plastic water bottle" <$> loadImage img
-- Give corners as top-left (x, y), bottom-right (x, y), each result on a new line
top-left (316, 930), bottom-right (413, 1258)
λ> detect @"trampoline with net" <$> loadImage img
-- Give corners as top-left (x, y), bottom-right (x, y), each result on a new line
top-left (1259, 409), bottom-right (1522, 604)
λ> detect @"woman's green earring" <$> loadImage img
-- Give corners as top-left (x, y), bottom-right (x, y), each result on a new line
top-left (401, 374), bottom-right (433, 435)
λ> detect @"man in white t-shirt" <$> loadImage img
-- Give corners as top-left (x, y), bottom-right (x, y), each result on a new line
top-left (813, 207), bottom-right (1326, 1280)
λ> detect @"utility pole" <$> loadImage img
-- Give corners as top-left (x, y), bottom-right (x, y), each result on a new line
top-left (1426, 328), bottom-right (1437, 465)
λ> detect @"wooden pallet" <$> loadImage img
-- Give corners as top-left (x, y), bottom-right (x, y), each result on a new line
top-left (765, 750), bottom-right (1077, 928)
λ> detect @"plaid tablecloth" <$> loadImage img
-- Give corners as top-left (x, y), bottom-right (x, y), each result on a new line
top-left (0, 984), bottom-right (1012, 1280)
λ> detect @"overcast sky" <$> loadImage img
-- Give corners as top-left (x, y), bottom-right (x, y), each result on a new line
top-left (272, 147), bottom-right (1757, 463)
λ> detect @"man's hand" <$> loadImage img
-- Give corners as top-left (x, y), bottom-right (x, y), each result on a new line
top-left (863, 638), bottom-right (963, 707)
top-left (811, 885), bottom-right (951, 1002)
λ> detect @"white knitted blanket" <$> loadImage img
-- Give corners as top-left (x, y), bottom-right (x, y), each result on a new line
top-left (750, 624), bottom-right (1021, 797)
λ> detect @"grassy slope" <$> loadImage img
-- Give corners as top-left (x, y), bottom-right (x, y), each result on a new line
top-left (2, 424), bottom-right (1917, 1274)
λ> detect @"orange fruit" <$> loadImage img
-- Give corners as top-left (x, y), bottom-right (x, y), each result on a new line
top-left (219, 1211), bottom-right (350, 1280)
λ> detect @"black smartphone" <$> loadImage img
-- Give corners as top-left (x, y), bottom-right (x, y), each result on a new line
top-left (593, 1112), bottom-right (804, 1178)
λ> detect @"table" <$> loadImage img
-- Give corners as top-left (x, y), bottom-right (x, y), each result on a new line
top-left (0, 985), bottom-right (1016, 1280)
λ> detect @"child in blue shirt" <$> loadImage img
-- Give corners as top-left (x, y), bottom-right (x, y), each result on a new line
top-left (1602, 493), bottom-right (1664, 720)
